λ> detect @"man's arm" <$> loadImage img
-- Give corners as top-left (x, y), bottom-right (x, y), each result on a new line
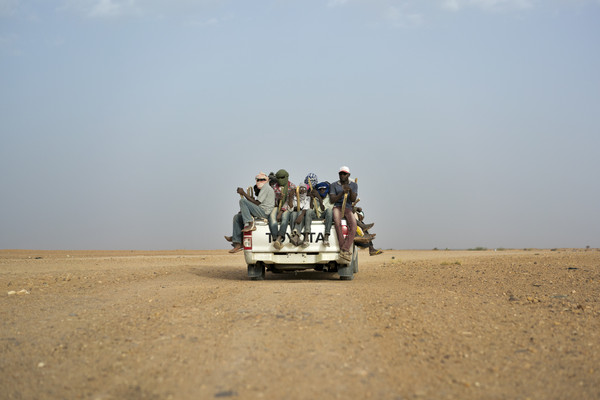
top-left (329, 183), bottom-right (345, 204)
top-left (237, 187), bottom-right (260, 205)
top-left (348, 183), bottom-right (358, 203)
top-left (295, 210), bottom-right (306, 225)
top-left (309, 189), bottom-right (324, 210)
top-left (331, 183), bottom-right (357, 204)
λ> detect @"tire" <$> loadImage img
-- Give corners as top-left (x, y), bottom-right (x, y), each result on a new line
top-left (351, 245), bottom-right (359, 273)
top-left (338, 260), bottom-right (354, 281)
top-left (248, 263), bottom-right (265, 280)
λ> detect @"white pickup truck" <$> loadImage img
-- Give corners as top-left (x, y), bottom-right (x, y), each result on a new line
top-left (242, 218), bottom-right (358, 281)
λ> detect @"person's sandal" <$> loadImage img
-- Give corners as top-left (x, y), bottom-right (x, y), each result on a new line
top-left (339, 250), bottom-right (351, 262)
top-left (354, 236), bottom-right (371, 244)
top-left (242, 221), bottom-right (256, 232)
top-left (229, 243), bottom-right (243, 253)
top-left (369, 249), bottom-right (383, 256)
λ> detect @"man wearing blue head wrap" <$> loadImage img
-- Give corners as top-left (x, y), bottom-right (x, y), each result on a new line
top-left (314, 181), bottom-right (329, 195)
top-left (304, 180), bottom-right (333, 247)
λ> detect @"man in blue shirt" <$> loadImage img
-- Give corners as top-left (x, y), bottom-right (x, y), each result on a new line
top-left (329, 166), bottom-right (358, 262)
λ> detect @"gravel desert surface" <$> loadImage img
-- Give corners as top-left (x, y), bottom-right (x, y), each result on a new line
top-left (1, 248), bottom-right (599, 399)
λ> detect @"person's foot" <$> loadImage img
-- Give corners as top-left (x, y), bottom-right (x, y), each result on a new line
top-left (339, 250), bottom-right (351, 262)
top-left (229, 243), bottom-right (243, 253)
top-left (224, 235), bottom-right (233, 242)
top-left (357, 220), bottom-right (374, 231)
top-left (369, 249), bottom-right (383, 256)
top-left (354, 235), bottom-right (371, 244)
top-left (242, 221), bottom-right (255, 232)
top-left (299, 233), bottom-right (310, 248)
top-left (323, 234), bottom-right (330, 247)
top-left (273, 238), bottom-right (283, 250)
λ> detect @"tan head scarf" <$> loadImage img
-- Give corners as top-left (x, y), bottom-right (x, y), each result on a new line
top-left (255, 172), bottom-right (268, 189)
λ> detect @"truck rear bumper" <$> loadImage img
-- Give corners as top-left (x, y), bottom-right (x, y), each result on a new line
top-left (245, 251), bottom-right (342, 266)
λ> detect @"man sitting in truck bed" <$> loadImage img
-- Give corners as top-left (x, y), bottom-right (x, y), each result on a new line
top-left (354, 207), bottom-right (383, 256)
top-left (226, 172), bottom-right (274, 253)
top-left (330, 166), bottom-right (358, 262)
top-left (270, 169), bottom-right (296, 250)
top-left (290, 183), bottom-right (310, 247)
top-left (311, 180), bottom-right (334, 247)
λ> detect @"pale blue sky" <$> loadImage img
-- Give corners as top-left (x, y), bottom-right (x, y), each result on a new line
top-left (1, 0), bottom-right (599, 250)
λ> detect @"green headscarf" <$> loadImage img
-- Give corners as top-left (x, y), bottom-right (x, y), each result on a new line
top-left (275, 169), bottom-right (289, 210)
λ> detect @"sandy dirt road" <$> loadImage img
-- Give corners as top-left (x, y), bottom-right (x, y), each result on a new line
top-left (1, 249), bottom-right (599, 399)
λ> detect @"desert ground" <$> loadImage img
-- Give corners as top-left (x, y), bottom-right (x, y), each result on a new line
top-left (1, 248), bottom-right (599, 399)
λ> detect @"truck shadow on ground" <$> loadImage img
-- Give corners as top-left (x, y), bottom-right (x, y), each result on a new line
top-left (188, 267), bottom-right (342, 281)
top-left (188, 266), bottom-right (245, 281)
top-left (259, 270), bottom-right (341, 281)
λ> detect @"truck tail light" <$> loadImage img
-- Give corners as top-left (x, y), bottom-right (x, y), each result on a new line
top-left (342, 221), bottom-right (348, 238)
top-left (243, 232), bottom-right (252, 250)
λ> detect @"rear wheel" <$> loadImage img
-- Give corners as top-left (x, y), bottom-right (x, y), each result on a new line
top-left (248, 263), bottom-right (266, 280)
top-left (339, 245), bottom-right (358, 280)
top-left (352, 246), bottom-right (359, 273)
top-left (338, 260), bottom-right (354, 281)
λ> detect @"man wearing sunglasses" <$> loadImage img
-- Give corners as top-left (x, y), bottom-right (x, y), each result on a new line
top-left (330, 166), bottom-right (358, 262)
top-left (227, 172), bottom-right (275, 253)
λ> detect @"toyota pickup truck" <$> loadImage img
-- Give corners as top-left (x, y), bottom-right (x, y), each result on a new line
top-left (242, 218), bottom-right (358, 281)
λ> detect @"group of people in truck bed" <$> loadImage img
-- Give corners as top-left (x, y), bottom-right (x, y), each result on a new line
top-left (225, 166), bottom-right (382, 261)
